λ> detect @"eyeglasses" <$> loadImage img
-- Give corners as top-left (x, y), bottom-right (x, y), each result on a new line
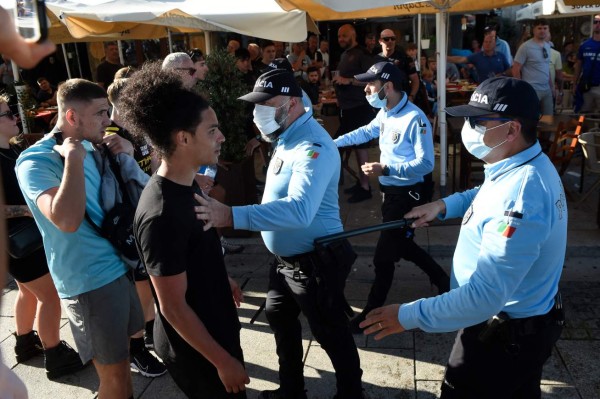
top-left (466, 116), bottom-right (511, 129)
top-left (175, 67), bottom-right (196, 76)
top-left (381, 37), bottom-right (396, 42)
top-left (594, 20), bottom-right (600, 24)
top-left (0, 111), bottom-right (15, 120)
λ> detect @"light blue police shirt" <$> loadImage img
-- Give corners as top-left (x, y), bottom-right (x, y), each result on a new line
top-left (232, 107), bottom-right (343, 256)
top-left (334, 94), bottom-right (434, 186)
top-left (399, 142), bottom-right (567, 332)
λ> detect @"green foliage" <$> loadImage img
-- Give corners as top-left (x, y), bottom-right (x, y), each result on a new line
top-left (198, 49), bottom-right (249, 163)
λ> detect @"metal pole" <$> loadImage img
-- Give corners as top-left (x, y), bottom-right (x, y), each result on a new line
top-left (205, 31), bottom-right (212, 55)
top-left (417, 14), bottom-right (422, 72)
top-left (74, 44), bottom-right (83, 77)
top-left (167, 29), bottom-right (173, 53)
top-left (117, 40), bottom-right (125, 65)
top-left (10, 60), bottom-right (29, 134)
top-left (61, 43), bottom-right (72, 79)
top-left (437, 12), bottom-right (448, 196)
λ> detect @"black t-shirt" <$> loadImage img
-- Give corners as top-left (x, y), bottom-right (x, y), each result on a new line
top-left (301, 81), bottom-right (320, 105)
top-left (134, 175), bottom-right (241, 364)
top-left (106, 122), bottom-right (154, 175)
top-left (0, 144), bottom-right (29, 231)
top-left (335, 45), bottom-right (374, 110)
top-left (375, 48), bottom-right (416, 93)
top-left (96, 61), bottom-right (123, 89)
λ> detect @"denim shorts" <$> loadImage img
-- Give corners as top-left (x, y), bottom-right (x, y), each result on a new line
top-left (62, 272), bottom-right (144, 364)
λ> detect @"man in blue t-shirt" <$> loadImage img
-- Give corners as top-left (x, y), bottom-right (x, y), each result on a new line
top-left (448, 35), bottom-right (511, 83)
top-left (574, 14), bottom-right (600, 113)
top-left (16, 79), bottom-right (144, 398)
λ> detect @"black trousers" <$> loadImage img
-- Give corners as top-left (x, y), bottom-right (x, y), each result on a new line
top-left (367, 183), bottom-right (449, 309)
top-left (440, 315), bottom-right (563, 399)
top-left (265, 261), bottom-right (363, 399)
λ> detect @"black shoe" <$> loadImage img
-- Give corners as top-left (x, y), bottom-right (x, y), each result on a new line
top-left (258, 388), bottom-right (308, 399)
top-left (343, 183), bottom-right (361, 194)
top-left (221, 237), bottom-right (245, 255)
top-left (130, 347), bottom-right (167, 378)
top-left (14, 330), bottom-right (44, 363)
top-left (144, 331), bottom-right (154, 350)
top-left (44, 341), bottom-right (86, 380)
top-left (347, 186), bottom-right (372, 203)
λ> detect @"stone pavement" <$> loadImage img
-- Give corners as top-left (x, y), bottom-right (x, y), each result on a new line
top-left (2, 151), bottom-right (600, 398)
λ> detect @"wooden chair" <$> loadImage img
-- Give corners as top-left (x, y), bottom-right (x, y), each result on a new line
top-left (576, 132), bottom-right (600, 205)
top-left (548, 115), bottom-right (585, 176)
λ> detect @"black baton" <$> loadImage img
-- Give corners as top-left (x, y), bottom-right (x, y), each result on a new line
top-left (314, 218), bottom-right (415, 247)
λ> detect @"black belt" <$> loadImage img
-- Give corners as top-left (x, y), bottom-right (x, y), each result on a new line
top-left (379, 182), bottom-right (422, 195)
top-left (275, 250), bottom-right (322, 276)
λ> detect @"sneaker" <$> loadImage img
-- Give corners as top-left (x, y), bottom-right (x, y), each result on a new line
top-left (221, 237), bottom-right (245, 255)
top-left (258, 388), bottom-right (307, 399)
top-left (44, 341), bottom-right (86, 380)
top-left (130, 347), bottom-right (167, 378)
top-left (347, 186), bottom-right (372, 203)
top-left (343, 183), bottom-right (361, 194)
top-left (14, 330), bottom-right (43, 363)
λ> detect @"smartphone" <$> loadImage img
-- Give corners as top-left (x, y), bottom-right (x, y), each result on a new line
top-left (14, 0), bottom-right (47, 42)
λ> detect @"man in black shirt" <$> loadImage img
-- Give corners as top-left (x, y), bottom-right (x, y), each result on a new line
top-left (96, 41), bottom-right (124, 90)
top-left (375, 29), bottom-right (419, 103)
top-left (118, 62), bottom-right (249, 398)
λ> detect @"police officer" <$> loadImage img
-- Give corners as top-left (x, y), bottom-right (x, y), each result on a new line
top-left (335, 62), bottom-right (450, 333)
top-left (196, 69), bottom-right (364, 399)
top-left (361, 77), bottom-right (566, 398)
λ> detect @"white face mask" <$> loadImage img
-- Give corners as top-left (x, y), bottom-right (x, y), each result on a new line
top-left (365, 85), bottom-right (388, 109)
top-left (461, 120), bottom-right (510, 160)
top-left (253, 99), bottom-right (290, 142)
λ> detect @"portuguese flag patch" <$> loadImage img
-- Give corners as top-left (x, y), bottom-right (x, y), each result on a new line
top-left (497, 221), bottom-right (517, 238)
top-left (307, 150), bottom-right (320, 159)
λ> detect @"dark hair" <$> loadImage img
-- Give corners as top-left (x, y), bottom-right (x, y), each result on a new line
top-left (36, 76), bottom-right (48, 84)
top-left (114, 66), bottom-right (135, 79)
top-left (117, 61), bottom-right (210, 158)
top-left (510, 116), bottom-right (538, 144)
top-left (260, 40), bottom-right (275, 50)
top-left (365, 33), bottom-right (376, 40)
top-left (104, 41), bottom-right (117, 49)
top-left (406, 43), bottom-right (418, 51)
top-left (533, 18), bottom-right (549, 27)
top-left (307, 66), bottom-right (319, 74)
top-left (235, 48), bottom-right (251, 61)
top-left (188, 48), bottom-right (204, 63)
top-left (484, 25), bottom-right (498, 33)
top-left (57, 79), bottom-right (107, 110)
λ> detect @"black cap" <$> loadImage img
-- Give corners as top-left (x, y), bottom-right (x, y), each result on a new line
top-left (354, 61), bottom-right (405, 87)
top-left (238, 69), bottom-right (302, 103)
top-left (445, 77), bottom-right (541, 121)
top-left (266, 58), bottom-right (293, 72)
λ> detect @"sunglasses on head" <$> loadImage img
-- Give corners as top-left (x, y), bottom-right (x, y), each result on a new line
top-left (381, 37), bottom-right (396, 42)
top-left (0, 111), bottom-right (15, 120)
top-left (542, 47), bottom-right (548, 59)
top-left (175, 67), bottom-right (196, 76)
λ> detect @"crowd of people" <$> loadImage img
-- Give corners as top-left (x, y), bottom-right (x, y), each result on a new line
top-left (0, 6), bottom-right (572, 399)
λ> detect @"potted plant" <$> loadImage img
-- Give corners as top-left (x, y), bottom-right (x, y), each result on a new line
top-left (198, 49), bottom-right (257, 237)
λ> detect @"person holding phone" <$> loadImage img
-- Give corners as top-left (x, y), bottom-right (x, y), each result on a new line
top-left (0, 4), bottom-right (54, 69)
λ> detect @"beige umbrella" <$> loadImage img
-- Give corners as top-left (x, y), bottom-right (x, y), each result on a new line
top-left (278, 0), bottom-right (532, 194)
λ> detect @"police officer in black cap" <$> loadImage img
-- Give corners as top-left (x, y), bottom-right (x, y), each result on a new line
top-left (196, 69), bottom-right (365, 399)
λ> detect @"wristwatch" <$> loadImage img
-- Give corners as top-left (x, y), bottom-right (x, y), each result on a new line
top-left (382, 165), bottom-right (390, 176)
